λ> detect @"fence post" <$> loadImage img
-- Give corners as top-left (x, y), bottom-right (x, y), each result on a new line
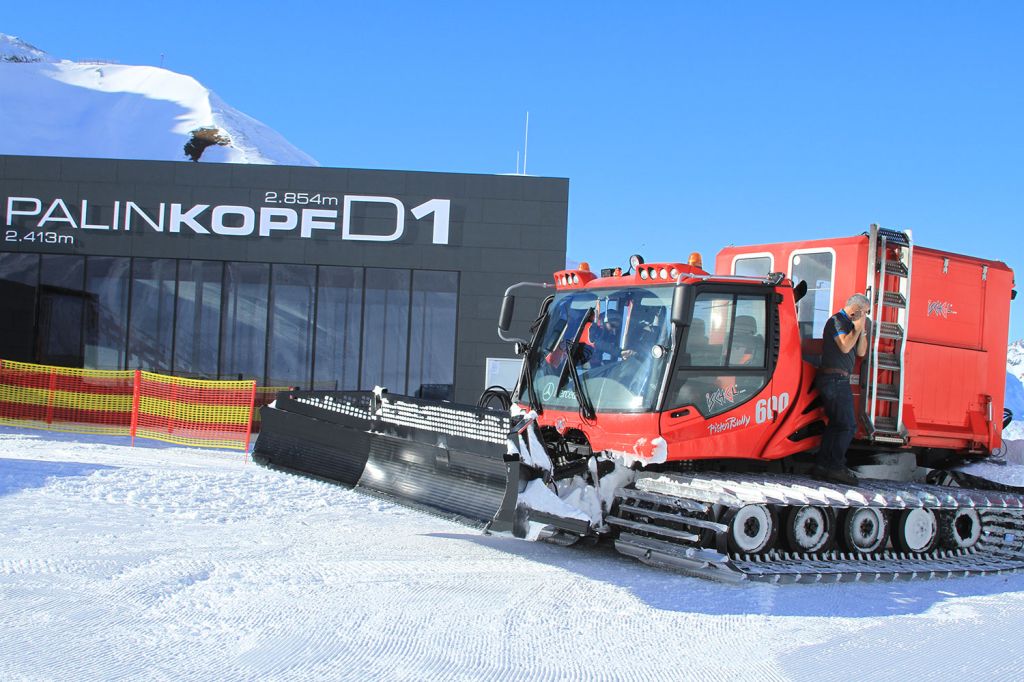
top-left (46, 368), bottom-right (57, 425)
top-left (167, 381), bottom-right (178, 436)
top-left (244, 381), bottom-right (257, 458)
top-left (130, 370), bottom-right (141, 447)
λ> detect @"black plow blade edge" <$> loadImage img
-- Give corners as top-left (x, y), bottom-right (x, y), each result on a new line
top-left (252, 391), bottom-right (520, 531)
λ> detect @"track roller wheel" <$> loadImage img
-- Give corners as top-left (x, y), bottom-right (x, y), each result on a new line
top-left (725, 504), bottom-right (777, 554)
top-left (840, 507), bottom-right (889, 553)
top-left (893, 508), bottom-right (938, 553)
top-left (937, 508), bottom-right (982, 550)
top-left (784, 506), bottom-right (835, 553)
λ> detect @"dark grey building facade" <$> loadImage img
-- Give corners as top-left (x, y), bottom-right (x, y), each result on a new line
top-left (0, 155), bottom-right (568, 404)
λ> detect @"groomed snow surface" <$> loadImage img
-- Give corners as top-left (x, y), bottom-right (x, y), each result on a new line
top-left (3, 428), bottom-right (1024, 681)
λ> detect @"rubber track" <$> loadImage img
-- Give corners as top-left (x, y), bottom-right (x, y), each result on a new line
top-left (611, 471), bottom-right (1024, 583)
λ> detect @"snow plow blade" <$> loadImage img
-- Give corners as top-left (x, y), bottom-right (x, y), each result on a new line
top-left (253, 390), bottom-right (595, 539)
top-left (252, 390), bottom-right (522, 530)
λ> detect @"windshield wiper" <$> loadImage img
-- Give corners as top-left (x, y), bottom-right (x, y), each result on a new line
top-left (564, 344), bottom-right (596, 420)
top-left (557, 308), bottom-right (596, 420)
top-left (517, 303), bottom-right (555, 416)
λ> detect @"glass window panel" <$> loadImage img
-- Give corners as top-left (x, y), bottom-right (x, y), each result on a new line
top-left (408, 271), bottom-right (458, 400)
top-left (174, 260), bottom-right (223, 378)
top-left (669, 292), bottom-right (769, 416)
top-left (669, 373), bottom-right (769, 417)
top-left (728, 296), bottom-right (767, 368)
top-left (220, 262), bottom-right (269, 382)
top-left (733, 256), bottom-right (771, 277)
top-left (37, 255), bottom-right (85, 366)
top-left (791, 251), bottom-right (833, 339)
top-left (127, 258), bottom-right (176, 371)
top-left (521, 287), bottom-right (674, 413)
top-left (313, 266), bottom-right (363, 391)
top-left (682, 293), bottom-right (768, 368)
top-left (685, 294), bottom-right (732, 367)
top-left (360, 268), bottom-right (410, 392)
top-left (0, 253), bottom-right (40, 362)
top-left (83, 256), bottom-right (130, 369)
top-left (267, 264), bottom-right (316, 389)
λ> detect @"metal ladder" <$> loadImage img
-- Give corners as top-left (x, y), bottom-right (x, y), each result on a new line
top-left (863, 224), bottom-right (913, 443)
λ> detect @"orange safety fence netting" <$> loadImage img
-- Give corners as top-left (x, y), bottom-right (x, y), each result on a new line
top-left (132, 371), bottom-right (256, 450)
top-left (0, 359), bottom-right (257, 451)
top-left (0, 360), bottom-right (135, 436)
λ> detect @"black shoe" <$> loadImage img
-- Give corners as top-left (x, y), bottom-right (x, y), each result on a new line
top-left (810, 465), bottom-right (859, 486)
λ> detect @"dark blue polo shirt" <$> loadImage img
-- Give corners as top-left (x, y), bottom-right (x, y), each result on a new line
top-left (822, 310), bottom-right (856, 373)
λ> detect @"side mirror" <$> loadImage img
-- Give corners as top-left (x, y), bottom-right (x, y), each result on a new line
top-left (498, 295), bottom-right (515, 332)
top-left (498, 281), bottom-right (551, 344)
top-left (793, 280), bottom-right (808, 304)
top-left (671, 285), bottom-right (688, 326)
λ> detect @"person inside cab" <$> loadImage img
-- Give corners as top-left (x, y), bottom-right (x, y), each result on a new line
top-left (587, 306), bottom-right (624, 367)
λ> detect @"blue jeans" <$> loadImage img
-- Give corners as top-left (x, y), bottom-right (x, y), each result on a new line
top-left (816, 374), bottom-right (856, 469)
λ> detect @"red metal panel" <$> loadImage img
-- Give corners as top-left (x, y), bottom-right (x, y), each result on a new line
top-left (904, 342), bottom-right (987, 431)
top-left (909, 250), bottom-right (985, 350)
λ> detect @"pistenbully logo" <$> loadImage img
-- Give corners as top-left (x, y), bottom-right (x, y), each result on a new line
top-left (707, 415), bottom-right (751, 435)
top-left (927, 300), bottom-right (957, 318)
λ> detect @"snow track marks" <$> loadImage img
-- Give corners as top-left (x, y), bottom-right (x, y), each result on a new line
top-left (3, 434), bottom-right (1024, 680)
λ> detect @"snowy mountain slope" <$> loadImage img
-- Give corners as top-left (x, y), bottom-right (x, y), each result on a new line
top-left (3, 428), bottom-right (1024, 681)
top-left (1006, 376), bottom-right (1024, 441)
top-left (0, 34), bottom-right (316, 166)
top-left (1006, 341), bottom-right (1024, 441)
top-left (0, 34), bottom-right (53, 63)
top-left (1008, 340), bottom-right (1024, 385)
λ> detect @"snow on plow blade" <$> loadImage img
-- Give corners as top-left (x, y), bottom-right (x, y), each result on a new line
top-left (252, 390), bottom-right (522, 530)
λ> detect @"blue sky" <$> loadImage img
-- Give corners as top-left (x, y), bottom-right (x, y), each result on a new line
top-left (6, 1), bottom-right (1023, 341)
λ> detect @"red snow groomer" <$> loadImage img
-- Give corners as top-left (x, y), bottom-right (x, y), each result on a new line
top-left (254, 226), bottom-right (1024, 582)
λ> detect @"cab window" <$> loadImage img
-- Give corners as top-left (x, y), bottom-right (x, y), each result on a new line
top-left (667, 292), bottom-right (770, 417)
top-left (733, 256), bottom-right (772, 277)
top-left (790, 251), bottom-right (833, 339)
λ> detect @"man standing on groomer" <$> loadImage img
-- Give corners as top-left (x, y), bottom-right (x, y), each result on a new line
top-left (813, 293), bottom-right (871, 485)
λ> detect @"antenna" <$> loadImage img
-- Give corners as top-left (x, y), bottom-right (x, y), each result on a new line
top-left (523, 111), bottom-right (529, 175)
